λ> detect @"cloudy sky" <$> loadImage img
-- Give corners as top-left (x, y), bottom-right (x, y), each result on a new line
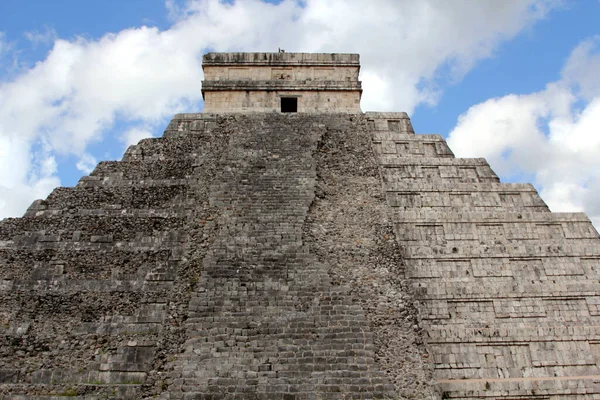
top-left (0, 0), bottom-right (599, 226)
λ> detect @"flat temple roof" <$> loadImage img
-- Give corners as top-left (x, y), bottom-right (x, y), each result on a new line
top-left (202, 52), bottom-right (360, 67)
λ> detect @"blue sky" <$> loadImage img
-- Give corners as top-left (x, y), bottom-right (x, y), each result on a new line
top-left (1, 0), bottom-right (600, 226)
top-left (414, 1), bottom-right (600, 133)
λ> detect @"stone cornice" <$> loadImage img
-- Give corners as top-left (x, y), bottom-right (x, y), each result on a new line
top-left (202, 52), bottom-right (360, 67)
top-left (201, 80), bottom-right (362, 93)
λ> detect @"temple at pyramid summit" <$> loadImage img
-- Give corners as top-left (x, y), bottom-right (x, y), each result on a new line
top-left (1, 51), bottom-right (600, 399)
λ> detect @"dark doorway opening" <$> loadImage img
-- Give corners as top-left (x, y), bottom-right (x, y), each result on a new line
top-left (281, 97), bottom-right (297, 113)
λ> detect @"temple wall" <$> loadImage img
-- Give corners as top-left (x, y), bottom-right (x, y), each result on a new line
top-left (202, 90), bottom-right (361, 113)
top-left (203, 65), bottom-right (359, 82)
top-left (201, 52), bottom-right (362, 113)
top-left (201, 52), bottom-right (360, 65)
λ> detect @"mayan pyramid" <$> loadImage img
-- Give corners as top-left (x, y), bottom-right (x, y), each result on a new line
top-left (1, 51), bottom-right (600, 400)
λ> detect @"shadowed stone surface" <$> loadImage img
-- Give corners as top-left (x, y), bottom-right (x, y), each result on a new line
top-left (0, 116), bottom-right (229, 399)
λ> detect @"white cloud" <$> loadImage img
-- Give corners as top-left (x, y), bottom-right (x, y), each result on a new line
top-left (169, 0), bottom-right (559, 112)
top-left (0, 0), bottom-right (561, 219)
top-left (0, 177), bottom-right (60, 218)
top-left (0, 23), bottom-right (205, 218)
top-left (296, 0), bottom-right (559, 111)
top-left (76, 153), bottom-right (98, 174)
top-left (0, 136), bottom-right (31, 189)
top-left (448, 36), bottom-right (600, 227)
top-left (122, 127), bottom-right (154, 149)
top-left (0, 135), bottom-right (60, 218)
top-left (165, 0), bottom-right (185, 21)
top-left (447, 84), bottom-right (570, 177)
top-left (562, 35), bottom-right (600, 101)
top-left (24, 26), bottom-right (58, 47)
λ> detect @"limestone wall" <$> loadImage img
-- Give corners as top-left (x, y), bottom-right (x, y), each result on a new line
top-left (202, 90), bottom-right (361, 113)
top-left (368, 111), bottom-right (600, 399)
top-left (203, 65), bottom-right (359, 82)
top-left (201, 52), bottom-right (362, 113)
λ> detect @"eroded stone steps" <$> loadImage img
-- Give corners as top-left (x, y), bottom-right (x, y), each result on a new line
top-left (427, 323), bottom-right (600, 342)
top-left (0, 237), bottom-right (187, 253)
top-left (414, 278), bottom-right (600, 296)
top-left (407, 254), bottom-right (599, 279)
top-left (0, 385), bottom-right (142, 399)
top-left (1, 291), bottom-right (175, 397)
top-left (393, 211), bottom-right (596, 238)
top-left (395, 220), bottom-right (597, 247)
top-left (418, 294), bottom-right (600, 318)
top-left (1, 197), bottom-right (192, 396)
top-left (366, 112), bottom-right (415, 132)
top-left (88, 159), bottom-right (196, 181)
top-left (0, 215), bottom-right (186, 243)
top-left (0, 276), bottom-right (174, 292)
top-left (380, 157), bottom-right (499, 184)
top-left (162, 113), bottom-right (221, 138)
top-left (396, 226), bottom-right (596, 243)
top-left (0, 247), bottom-right (169, 278)
top-left (0, 115), bottom-right (230, 399)
top-left (372, 134), bottom-right (455, 158)
top-left (379, 155), bottom-right (491, 166)
top-left (394, 210), bottom-right (587, 220)
top-left (440, 377), bottom-right (600, 400)
top-left (0, 248), bottom-right (176, 291)
top-left (0, 290), bottom-right (167, 384)
top-left (385, 182), bottom-right (549, 211)
top-left (411, 285), bottom-right (600, 313)
top-left (23, 208), bottom-right (191, 218)
top-left (37, 184), bottom-right (190, 210)
top-left (431, 341), bottom-right (599, 370)
top-left (401, 243), bottom-right (600, 262)
top-left (162, 114), bottom-right (394, 399)
top-left (123, 126), bottom-right (220, 161)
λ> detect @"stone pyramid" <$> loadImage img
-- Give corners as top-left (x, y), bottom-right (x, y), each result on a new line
top-left (1, 52), bottom-right (599, 400)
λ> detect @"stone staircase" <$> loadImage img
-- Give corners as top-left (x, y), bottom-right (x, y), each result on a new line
top-left (162, 114), bottom-right (394, 399)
